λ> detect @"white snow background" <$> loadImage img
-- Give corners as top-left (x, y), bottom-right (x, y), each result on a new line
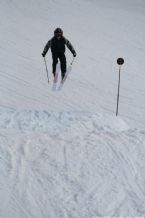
top-left (0, 0), bottom-right (145, 217)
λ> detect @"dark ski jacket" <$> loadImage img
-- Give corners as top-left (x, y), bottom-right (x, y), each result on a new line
top-left (43, 36), bottom-right (76, 56)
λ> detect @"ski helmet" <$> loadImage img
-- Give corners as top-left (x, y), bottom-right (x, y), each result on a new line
top-left (54, 28), bottom-right (63, 35)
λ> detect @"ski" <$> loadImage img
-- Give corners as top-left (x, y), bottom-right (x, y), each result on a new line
top-left (52, 63), bottom-right (60, 91)
top-left (58, 65), bottom-right (72, 91)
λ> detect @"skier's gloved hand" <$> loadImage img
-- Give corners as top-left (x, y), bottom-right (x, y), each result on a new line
top-left (42, 53), bottom-right (45, 57)
top-left (73, 53), bottom-right (76, 57)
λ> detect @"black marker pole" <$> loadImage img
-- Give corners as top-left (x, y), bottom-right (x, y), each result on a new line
top-left (116, 58), bottom-right (124, 116)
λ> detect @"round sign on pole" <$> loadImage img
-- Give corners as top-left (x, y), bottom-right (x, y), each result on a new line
top-left (117, 58), bottom-right (124, 65)
top-left (116, 57), bottom-right (124, 116)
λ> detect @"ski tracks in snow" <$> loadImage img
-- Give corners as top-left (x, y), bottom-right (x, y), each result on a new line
top-left (0, 110), bottom-right (145, 217)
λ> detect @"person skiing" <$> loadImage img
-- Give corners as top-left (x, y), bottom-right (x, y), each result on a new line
top-left (42, 28), bottom-right (76, 80)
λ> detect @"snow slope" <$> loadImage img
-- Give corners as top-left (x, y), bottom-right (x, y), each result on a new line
top-left (0, 109), bottom-right (145, 217)
top-left (0, 0), bottom-right (145, 127)
top-left (1, 0), bottom-right (145, 217)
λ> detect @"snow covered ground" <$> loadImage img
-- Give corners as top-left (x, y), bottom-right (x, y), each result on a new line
top-left (0, 109), bottom-right (145, 217)
top-left (1, 0), bottom-right (145, 127)
top-left (0, 0), bottom-right (145, 217)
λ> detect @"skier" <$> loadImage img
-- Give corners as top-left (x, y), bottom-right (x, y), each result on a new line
top-left (42, 28), bottom-right (76, 80)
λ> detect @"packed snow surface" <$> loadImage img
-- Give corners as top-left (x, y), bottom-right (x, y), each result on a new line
top-left (0, 0), bottom-right (145, 128)
top-left (0, 0), bottom-right (145, 217)
top-left (0, 109), bottom-right (145, 217)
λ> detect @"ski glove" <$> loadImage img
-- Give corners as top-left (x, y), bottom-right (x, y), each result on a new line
top-left (42, 53), bottom-right (45, 57)
top-left (73, 53), bottom-right (76, 57)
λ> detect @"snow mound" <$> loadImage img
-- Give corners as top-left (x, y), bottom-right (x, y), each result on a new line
top-left (0, 107), bottom-right (128, 133)
top-left (0, 108), bottom-right (145, 217)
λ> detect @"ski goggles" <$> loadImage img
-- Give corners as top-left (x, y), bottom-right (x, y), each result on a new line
top-left (54, 32), bottom-right (63, 37)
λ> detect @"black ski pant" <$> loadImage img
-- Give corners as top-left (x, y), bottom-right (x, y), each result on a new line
top-left (52, 52), bottom-right (66, 79)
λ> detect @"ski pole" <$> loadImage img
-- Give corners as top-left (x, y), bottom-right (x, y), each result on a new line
top-left (43, 57), bottom-right (49, 83)
top-left (70, 57), bottom-right (75, 65)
